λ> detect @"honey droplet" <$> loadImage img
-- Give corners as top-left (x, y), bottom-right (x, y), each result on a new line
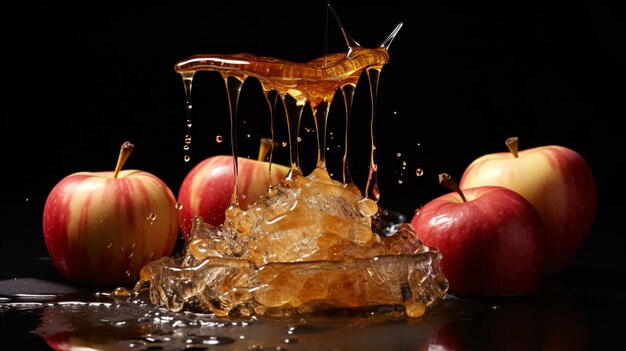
top-left (111, 287), bottom-right (130, 297)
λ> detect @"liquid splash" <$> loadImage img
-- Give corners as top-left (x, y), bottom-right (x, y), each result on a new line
top-left (125, 6), bottom-right (448, 319)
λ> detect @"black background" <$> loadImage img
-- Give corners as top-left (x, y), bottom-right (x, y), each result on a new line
top-left (2, 1), bottom-right (624, 276)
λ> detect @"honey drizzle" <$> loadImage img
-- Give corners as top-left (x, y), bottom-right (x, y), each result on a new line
top-left (340, 83), bottom-right (356, 184)
top-left (261, 89), bottom-right (279, 188)
top-left (181, 72), bottom-right (194, 162)
top-left (221, 74), bottom-right (246, 206)
top-left (175, 20), bottom-right (402, 203)
top-left (365, 67), bottom-right (382, 202)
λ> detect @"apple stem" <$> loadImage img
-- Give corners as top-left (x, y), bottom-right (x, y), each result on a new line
top-left (438, 173), bottom-right (467, 202)
top-left (505, 136), bottom-right (519, 158)
top-left (113, 141), bottom-right (134, 179)
top-left (257, 137), bottom-right (273, 162)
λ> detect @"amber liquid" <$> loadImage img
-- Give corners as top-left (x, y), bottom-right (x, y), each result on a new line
top-left (175, 46), bottom-right (390, 202)
top-left (128, 15), bottom-right (447, 319)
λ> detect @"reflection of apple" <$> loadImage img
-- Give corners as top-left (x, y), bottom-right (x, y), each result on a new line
top-left (42, 141), bottom-right (179, 286)
top-left (410, 173), bottom-right (545, 296)
top-left (459, 137), bottom-right (597, 275)
top-left (421, 283), bottom-right (589, 350)
top-left (177, 152), bottom-right (290, 239)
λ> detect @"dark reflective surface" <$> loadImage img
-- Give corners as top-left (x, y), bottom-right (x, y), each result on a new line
top-left (1, 257), bottom-right (622, 350)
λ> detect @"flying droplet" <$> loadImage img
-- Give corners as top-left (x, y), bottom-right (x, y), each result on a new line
top-left (184, 155), bottom-right (191, 162)
top-left (398, 179), bottom-right (403, 184)
top-left (396, 152), bottom-right (401, 157)
top-left (216, 135), bottom-right (223, 143)
top-left (282, 141), bottom-right (288, 147)
top-left (415, 168), bottom-right (424, 177)
top-left (246, 134), bottom-right (251, 138)
top-left (185, 137), bottom-right (192, 144)
top-left (183, 145), bottom-right (189, 151)
top-left (297, 137), bottom-right (302, 142)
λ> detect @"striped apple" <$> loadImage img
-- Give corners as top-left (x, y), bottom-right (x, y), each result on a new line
top-left (178, 154), bottom-right (290, 240)
top-left (42, 142), bottom-right (179, 286)
top-left (459, 137), bottom-right (597, 275)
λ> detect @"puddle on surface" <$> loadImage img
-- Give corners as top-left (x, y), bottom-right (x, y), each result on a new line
top-left (1, 280), bottom-right (594, 350)
top-left (0, 289), bottom-right (475, 350)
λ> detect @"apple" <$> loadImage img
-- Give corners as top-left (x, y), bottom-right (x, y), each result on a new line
top-left (410, 173), bottom-right (545, 297)
top-left (177, 140), bottom-right (290, 239)
top-left (459, 137), bottom-right (597, 275)
top-left (42, 141), bottom-right (179, 286)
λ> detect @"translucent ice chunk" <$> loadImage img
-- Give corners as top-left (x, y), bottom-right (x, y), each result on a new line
top-left (133, 169), bottom-right (448, 318)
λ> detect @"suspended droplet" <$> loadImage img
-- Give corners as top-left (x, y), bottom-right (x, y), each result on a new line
top-left (396, 152), bottom-right (401, 157)
top-left (175, 202), bottom-right (183, 210)
top-left (246, 134), bottom-right (251, 138)
top-left (398, 179), bottom-right (403, 184)
top-left (282, 141), bottom-right (287, 147)
top-left (415, 168), bottom-right (424, 177)
top-left (216, 135), bottom-right (223, 143)
top-left (297, 137), bottom-right (302, 142)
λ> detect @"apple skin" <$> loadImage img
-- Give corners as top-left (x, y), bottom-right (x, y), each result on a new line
top-left (42, 170), bottom-right (179, 286)
top-left (177, 155), bottom-right (290, 239)
top-left (459, 144), bottom-right (597, 275)
top-left (410, 186), bottom-right (545, 297)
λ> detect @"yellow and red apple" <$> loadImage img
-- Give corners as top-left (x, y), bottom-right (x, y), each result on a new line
top-left (459, 137), bottom-right (597, 275)
top-left (177, 155), bottom-right (290, 239)
top-left (42, 142), bottom-right (179, 286)
top-left (410, 174), bottom-right (545, 297)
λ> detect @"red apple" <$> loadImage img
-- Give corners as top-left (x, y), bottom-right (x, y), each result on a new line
top-left (42, 141), bottom-right (179, 286)
top-left (177, 152), bottom-right (290, 239)
top-left (410, 173), bottom-right (545, 297)
top-left (459, 137), bottom-right (597, 275)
